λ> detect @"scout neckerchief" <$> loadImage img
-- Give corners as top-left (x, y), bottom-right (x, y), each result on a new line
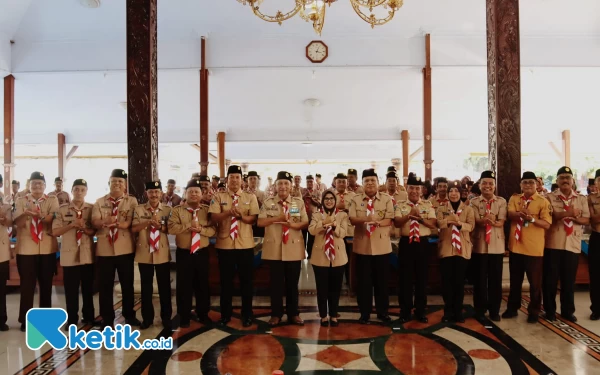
top-left (165, 194), bottom-right (174, 207)
top-left (407, 201), bottom-right (420, 243)
top-left (187, 206), bottom-right (201, 254)
top-left (148, 205), bottom-right (160, 253)
top-left (437, 196), bottom-right (449, 206)
top-left (230, 192), bottom-right (239, 240)
top-left (279, 199), bottom-right (290, 244)
top-left (514, 195), bottom-right (533, 242)
top-left (71, 204), bottom-right (85, 248)
top-left (107, 196), bottom-right (123, 246)
top-left (323, 209), bottom-right (339, 261)
top-left (448, 202), bottom-right (463, 254)
top-left (348, 184), bottom-right (360, 193)
top-left (365, 196), bottom-right (376, 238)
top-left (29, 194), bottom-right (47, 244)
top-left (482, 197), bottom-right (495, 244)
top-left (559, 192), bottom-right (575, 236)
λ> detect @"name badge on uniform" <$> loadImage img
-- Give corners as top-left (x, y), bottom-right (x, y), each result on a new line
top-left (221, 202), bottom-right (227, 206)
top-left (102, 204), bottom-right (111, 209)
top-left (65, 213), bottom-right (73, 218)
top-left (142, 215), bottom-right (151, 219)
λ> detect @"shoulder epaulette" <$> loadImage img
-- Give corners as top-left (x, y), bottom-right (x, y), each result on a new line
top-left (59, 203), bottom-right (69, 208)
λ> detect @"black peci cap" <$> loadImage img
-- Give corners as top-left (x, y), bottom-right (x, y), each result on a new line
top-left (306, 175), bottom-right (314, 180)
top-left (557, 166), bottom-right (573, 176)
top-left (30, 171), bottom-right (46, 182)
top-left (589, 178), bottom-right (595, 186)
top-left (198, 175), bottom-right (210, 183)
top-left (186, 179), bottom-right (202, 189)
top-left (407, 175), bottom-right (424, 186)
top-left (72, 179), bottom-right (87, 188)
top-left (347, 169), bottom-right (358, 176)
top-left (145, 180), bottom-right (162, 190)
top-left (212, 175), bottom-right (220, 180)
top-left (362, 169), bottom-right (377, 179)
top-left (11, 180), bottom-right (19, 185)
top-left (227, 165), bottom-right (242, 176)
top-left (111, 169), bottom-right (127, 179)
top-left (315, 173), bottom-right (322, 178)
top-left (335, 173), bottom-right (347, 180)
top-left (386, 171), bottom-right (398, 180)
top-left (521, 171), bottom-right (537, 181)
top-left (387, 166), bottom-right (396, 173)
top-left (480, 170), bottom-right (496, 180)
top-left (54, 177), bottom-right (63, 183)
top-left (218, 182), bottom-right (226, 188)
top-left (248, 171), bottom-right (259, 177)
top-left (276, 171), bottom-right (293, 182)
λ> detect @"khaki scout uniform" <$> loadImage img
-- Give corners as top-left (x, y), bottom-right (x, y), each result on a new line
top-left (543, 191), bottom-right (590, 317)
top-left (469, 195), bottom-right (507, 317)
top-left (15, 194), bottom-right (60, 323)
top-left (168, 203), bottom-right (216, 249)
top-left (429, 195), bottom-right (450, 216)
top-left (162, 193), bottom-right (182, 207)
top-left (209, 190), bottom-right (260, 249)
top-left (395, 199), bottom-right (436, 238)
top-left (53, 201), bottom-right (96, 325)
top-left (308, 211), bottom-right (349, 267)
top-left (348, 184), bottom-right (364, 194)
top-left (133, 203), bottom-right (172, 264)
top-left (333, 190), bottom-right (356, 236)
top-left (348, 192), bottom-right (394, 318)
top-left (436, 202), bottom-right (475, 260)
top-left (92, 194), bottom-right (138, 256)
top-left (387, 190), bottom-right (408, 239)
top-left (0, 204), bottom-right (11, 326)
top-left (246, 188), bottom-right (266, 208)
top-left (48, 190), bottom-right (70, 206)
top-left (291, 185), bottom-right (304, 199)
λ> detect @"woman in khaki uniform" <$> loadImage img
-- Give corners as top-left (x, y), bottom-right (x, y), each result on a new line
top-left (258, 171), bottom-right (308, 327)
top-left (52, 179), bottom-right (96, 327)
top-left (132, 181), bottom-right (172, 330)
top-left (309, 191), bottom-right (348, 327)
top-left (0, 201), bottom-right (12, 331)
top-left (436, 181), bottom-right (475, 323)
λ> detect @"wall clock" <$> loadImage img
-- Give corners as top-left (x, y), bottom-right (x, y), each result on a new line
top-left (306, 40), bottom-right (328, 63)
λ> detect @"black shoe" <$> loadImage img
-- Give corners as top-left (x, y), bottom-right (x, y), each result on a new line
top-left (0, 324), bottom-right (8, 331)
top-left (502, 310), bottom-right (518, 319)
top-left (100, 323), bottom-right (114, 331)
top-left (140, 321), bottom-right (152, 330)
top-left (320, 319), bottom-right (329, 327)
top-left (474, 310), bottom-right (486, 319)
top-left (527, 315), bottom-right (538, 324)
top-left (20, 323), bottom-right (25, 332)
top-left (242, 317), bottom-right (253, 327)
top-left (330, 319), bottom-right (339, 327)
top-left (416, 315), bottom-right (428, 323)
top-left (218, 317), bottom-right (231, 327)
top-left (162, 321), bottom-right (172, 330)
top-left (591, 313), bottom-right (600, 321)
top-left (455, 315), bottom-right (465, 323)
top-left (198, 315), bottom-right (213, 325)
top-left (542, 313), bottom-right (556, 322)
top-left (377, 314), bottom-right (392, 323)
top-left (358, 316), bottom-right (370, 325)
top-left (489, 314), bottom-right (501, 322)
top-left (563, 314), bottom-right (578, 323)
top-left (179, 321), bottom-right (190, 329)
top-left (125, 318), bottom-right (141, 327)
top-left (82, 318), bottom-right (102, 326)
top-left (399, 316), bottom-right (411, 323)
top-left (441, 315), bottom-right (453, 323)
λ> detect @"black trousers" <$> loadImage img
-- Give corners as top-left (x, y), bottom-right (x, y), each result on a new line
top-left (63, 263), bottom-right (95, 325)
top-left (356, 253), bottom-right (389, 317)
top-left (313, 264), bottom-right (345, 318)
top-left (589, 231), bottom-right (600, 314)
top-left (176, 248), bottom-right (209, 325)
top-left (267, 260), bottom-right (301, 319)
top-left (139, 262), bottom-right (172, 325)
top-left (398, 237), bottom-right (429, 318)
top-left (0, 261), bottom-right (8, 325)
top-left (471, 253), bottom-right (504, 316)
top-left (306, 233), bottom-right (315, 259)
top-left (543, 248), bottom-right (579, 316)
top-left (17, 254), bottom-right (56, 323)
top-left (343, 238), bottom-right (353, 285)
top-left (97, 254), bottom-right (136, 325)
top-left (440, 256), bottom-right (468, 318)
top-left (217, 248), bottom-right (254, 319)
top-left (506, 252), bottom-right (543, 317)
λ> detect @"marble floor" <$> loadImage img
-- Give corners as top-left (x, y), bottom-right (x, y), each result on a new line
top-left (2, 262), bottom-right (600, 375)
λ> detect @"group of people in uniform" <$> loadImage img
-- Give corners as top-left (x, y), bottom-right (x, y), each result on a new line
top-left (0, 163), bottom-right (598, 332)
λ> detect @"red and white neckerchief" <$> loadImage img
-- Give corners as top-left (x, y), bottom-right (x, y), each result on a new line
top-left (408, 202), bottom-right (420, 243)
top-left (338, 192), bottom-right (345, 204)
top-left (390, 194), bottom-right (397, 207)
top-left (365, 197), bottom-right (376, 238)
top-left (324, 209), bottom-right (339, 261)
top-left (437, 197), bottom-right (449, 206)
top-left (348, 185), bottom-right (359, 193)
top-left (165, 194), bottom-right (174, 207)
top-left (514, 196), bottom-right (533, 242)
top-left (187, 207), bottom-right (201, 254)
top-left (71, 206), bottom-right (84, 248)
top-left (148, 206), bottom-right (160, 253)
top-left (483, 198), bottom-right (495, 244)
top-left (107, 196), bottom-right (123, 246)
top-left (559, 193), bottom-right (575, 236)
top-left (449, 203), bottom-right (463, 254)
top-left (29, 195), bottom-right (47, 244)
top-left (280, 200), bottom-right (289, 244)
top-left (230, 193), bottom-right (239, 240)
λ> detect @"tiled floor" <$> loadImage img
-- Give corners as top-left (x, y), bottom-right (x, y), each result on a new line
top-left (2, 261), bottom-right (600, 374)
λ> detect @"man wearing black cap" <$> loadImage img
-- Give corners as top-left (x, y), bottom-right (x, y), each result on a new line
top-left (348, 169), bottom-right (394, 324)
top-left (333, 173), bottom-right (355, 285)
top-left (503, 171), bottom-right (552, 323)
top-left (132, 181), bottom-right (173, 330)
top-left (0, 190), bottom-right (12, 331)
top-left (209, 165), bottom-right (260, 327)
top-left (211, 175), bottom-right (220, 194)
top-left (291, 175), bottom-right (304, 199)
top-left (246, 171), bottom-right (266, 208)
top-left (168, 179), bottom-right (216, 327)
top-left (7, 180), bottom-right (19, 208)
top-left (91, 169), bottom-right (141, 329)
top-left (162, 179), bottom-right (182, 207)
top-left (217, 182), bottom-right (226, 193)
top-left (385, 171), bottom-right (408, 240)
top-left (48, 177), bottom-right (70, 205)
top-left (347, 169), bottom-right (364, 194)
top-left (395, 175), bottom-right (437, 323)
top-left (197, 175), bottom-right (214, 205)
top-left (14, 172), bottom-right (60, 331)
top-left (543, 166), bottom-right (590, 322)
top-left (387, 166), bottom-right (406, 192)
top-left (52, 178), bottom-right (97, 328)
top-left (258, 171), bottom-right (308, 326)
top-left (588, 169), bottom-right (600, 320)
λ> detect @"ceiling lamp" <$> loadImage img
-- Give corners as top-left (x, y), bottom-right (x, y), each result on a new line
top-left (236, 0), bottom-right (404, 35)
top-left (79, 0), bottom-right (101, 8)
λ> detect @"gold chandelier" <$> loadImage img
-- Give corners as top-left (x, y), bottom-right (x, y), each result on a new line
top-left (236, 0), bottom-right (404, 35)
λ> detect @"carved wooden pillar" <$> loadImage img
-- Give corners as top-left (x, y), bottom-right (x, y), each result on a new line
top-left (217, 131), bottom-right (226, 178)
top-left (126, 0), bottom-right (159, 203)
top-left (487, 0), bottom-right (521, 199)
top-left (3, 75), bottom-right (14, 197)
top-left (423, 34), bottom-right (433, 181)
top-left (401, 130), bottom-right (410, 186)
top-left (199, 37), bottom-right (209, 176)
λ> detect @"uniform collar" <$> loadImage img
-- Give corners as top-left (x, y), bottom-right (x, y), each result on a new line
top-left (69, 200), bottom-right (87, 210)
top-left (228, 189), bottom-right (243, 196)
top-left (145, 201), bottom-right (163, 211)
top-left (557, 190), bottom-right (577, 198)
top-left (479, 194), bottom-right (496, 202)
top-left (276, 195), bottom-right (292, 203)
top-left (335, 189), bottom-right (348, 195)
top-left (363, 192), bottom-right (381, 201)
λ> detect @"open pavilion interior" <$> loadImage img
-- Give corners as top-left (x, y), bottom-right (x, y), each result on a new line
top-left (1, 1), bottom-right (600, 374)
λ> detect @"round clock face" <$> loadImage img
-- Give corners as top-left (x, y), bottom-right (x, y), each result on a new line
top-left (307, 42), bottom-right (327, 63)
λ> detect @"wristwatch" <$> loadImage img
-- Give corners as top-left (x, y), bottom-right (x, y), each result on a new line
top-left (530, 217), bottom-right (536, 223)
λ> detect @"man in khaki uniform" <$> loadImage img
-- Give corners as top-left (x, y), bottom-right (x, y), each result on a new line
top-left (385, 170), bottom-right (408, 239)
top-left (16, 179), bottom-right (31, 199)
top-left (92, 169), bottom-right (140, 329)
top-left (162, 179), bottom-right (182, 207)
top-left (6, 180), bottom-right (19, 208)
top-left (168, 179), bottom-right (216, 328)
top-left (48, 177), bottom-right (70, 205)
top-left (429, 177), bottom-right (449, 216)
top-left (246, 171), bottom-right (266, 208)
top-left (543, 167), bottom-right (590, 322)
top-left (52, 178), bottom-right (96, 327)
top-left (589, 169), bottom-right (600, 320)
top-left (347, 169), bottom-right (364, 194)
top-left (386, 166), bottom-right (406, 192)
top-left (503, 171), bottom-right (552, 323)
top-left (349, 169), bottom-right (394, 324)
top-left (470, 171), bottom-right (506, 321)
top-left (303, 175), bottom-right (321, 258)
top-left (395, 175), bottom-right (437, 323)
top-left (209, 165), bottom-right (260, 327)
top-left (197, 175), bottom-right (214, 205)
top-left (211, 175), bottom-right (220, 194)
top-left (14, 172), bottom-right (59, 331)
top-left (258, 171), bottom-right (308, 327)
top-left (291, 174), bottom-right (304, 198)
top-left (132, 181), bottom-right (172, 330)
top-left (0, 198), bottom-right (12, 331)
top-left (315, 173), bottom-right (328, 194)
top-left (333, 173), bottom-right (356, 285)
